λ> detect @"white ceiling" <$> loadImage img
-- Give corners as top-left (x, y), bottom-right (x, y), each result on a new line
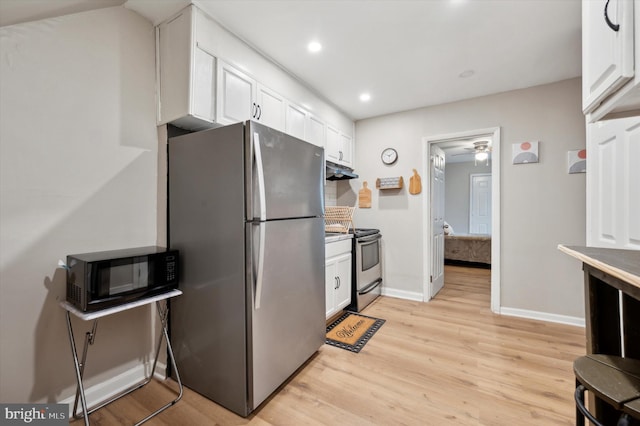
top-left (195, 0), bottom-right (582, 122)
top-left (0, 0), bottom-right (582, 124)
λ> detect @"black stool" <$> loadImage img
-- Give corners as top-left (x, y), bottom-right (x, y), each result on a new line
top-left (573, 354), bottom-right (640, 426)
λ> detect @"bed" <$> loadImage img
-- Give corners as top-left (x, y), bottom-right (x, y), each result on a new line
top-left (444, 234), bottom-right (491, 265)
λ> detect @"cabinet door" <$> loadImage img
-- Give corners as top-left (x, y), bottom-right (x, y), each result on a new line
top-left (286, 102), bottom-right (307, 140)
top-left (334, 253), bottom-right (352, 312)
top-left (587, 116), bottom-right (640, 249)
top-left (339, 133), bottom-right (353, 167)
top-left (192, 46), bottom-right (215, 122)
top-left (257, 84), bottom-right (285, 131)
top-left (158, 10), bottom-right (191, 124)
top-left (306, 114), bottom-right (325, 148)
top-left (325, 262), bottom-right (336, 318)
top-left (326, 125), bottom-right (341, 163)
top-left (582, 0), bottom-right (634, 113)
top-left (216, 60), bottom-right (256, 125)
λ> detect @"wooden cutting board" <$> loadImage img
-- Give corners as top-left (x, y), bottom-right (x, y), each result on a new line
top-left (359, 181), bottom-right (371, 208)
top-left (409, 169), bottom-right (422, 195)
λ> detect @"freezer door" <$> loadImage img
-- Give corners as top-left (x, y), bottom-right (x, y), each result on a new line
top-left (246, 217), bottom-right (325, 411)
top-left (246, 121), bottom-right (324, 221)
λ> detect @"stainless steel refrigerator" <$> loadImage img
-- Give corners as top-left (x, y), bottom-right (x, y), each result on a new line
top-left (168, 121), bottom-right (326, 416)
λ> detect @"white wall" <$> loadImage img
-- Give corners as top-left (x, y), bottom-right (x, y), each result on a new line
top-left (0, 7), bottom-right (158, 403)
top-left (339, 78), bottom-right (586, 320)
top-left (444, 161), bottom-right (491, 235)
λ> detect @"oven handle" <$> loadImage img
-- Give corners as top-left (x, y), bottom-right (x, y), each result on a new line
top-left (359, 278), bottom-right (383, 295)
top-left (357, 233), bottom-right (381, 243)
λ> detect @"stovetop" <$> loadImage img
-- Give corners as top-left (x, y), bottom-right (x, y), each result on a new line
top-left (352, 228), bottom-right (380, 237)
top-left (325, 228), bottom-right (380, 239)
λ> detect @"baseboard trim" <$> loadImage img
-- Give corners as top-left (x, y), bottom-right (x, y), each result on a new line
top-left (500, 307), bottom-right (585, 327)
top-left (60, 362), bottom-right (168, 417)
top-left (380, 288), bottom-right (585, 327)
top-left (381, 287), bottom-right (423, 302)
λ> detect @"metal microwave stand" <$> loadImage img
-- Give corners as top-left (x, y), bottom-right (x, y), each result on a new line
top-left (59, 289), bottom-right (183, 425)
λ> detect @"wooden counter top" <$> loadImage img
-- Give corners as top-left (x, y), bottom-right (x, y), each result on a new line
top-left (558, 245), bottom-right (640, 289)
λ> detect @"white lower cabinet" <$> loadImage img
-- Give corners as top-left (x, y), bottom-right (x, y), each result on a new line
top-left (587, 116), bottom-right (640, 249)
top-left (325, 239), bottom-right (352, 319)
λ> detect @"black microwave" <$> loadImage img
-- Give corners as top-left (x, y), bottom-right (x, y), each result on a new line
top-left (66, 246), bottom-right (179, 312)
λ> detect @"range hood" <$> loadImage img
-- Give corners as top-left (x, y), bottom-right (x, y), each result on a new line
top-left (326, 161), bottom-right (358, 181)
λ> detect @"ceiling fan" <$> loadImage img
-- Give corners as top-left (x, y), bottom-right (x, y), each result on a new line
top-left (451, 140), bottom-right (492, 164)
top-left (452, 140), bottom-right (492, 155)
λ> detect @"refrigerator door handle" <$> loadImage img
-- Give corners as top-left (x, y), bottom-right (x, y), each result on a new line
top-left (253, 132), bottom-right (267, 221)
top-left (254, 222), bottom-right (266, 310)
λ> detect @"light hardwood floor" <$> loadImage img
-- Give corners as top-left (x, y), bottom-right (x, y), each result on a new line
top-left (76, 265), bottom-right (586, 425)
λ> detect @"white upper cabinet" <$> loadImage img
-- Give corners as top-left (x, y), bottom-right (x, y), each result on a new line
top-left (285, 103), bottom-right (330, 150)
top-left (157, 7), bottom-right (217, 130)
top-left (192, 47), bottom-right (216, 121)
top-left (156, 5), bottom-right (355, 159)
top-left (326, 125), bottom-right (353, 167)
top-left (216, 60), bottom-right (256, 125)
top-left (216, 61), bottom-right (286, 130)
top-left (582, 0), bottom-right (640, 122)
top-left (285, 102), bottom-right (308, 141)
top-left (339, 133), bottom-right (353, 166)
top-left (306, 114), bottom-right (325, 148)
top-left (326, 126), bottom-right (340, 163)
top-left (256, 84), bottom-right (286, 131)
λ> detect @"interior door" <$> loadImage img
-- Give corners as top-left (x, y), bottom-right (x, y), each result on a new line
top-left (430, 145), bottom-right (445, 298)
top-left (470, 173), bottom-right (492, 234)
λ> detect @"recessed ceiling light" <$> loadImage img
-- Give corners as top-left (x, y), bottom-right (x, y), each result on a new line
top-left (307, 41), bottom-right (322, 53)
top-left (359, 93), bottom-right (371, 102)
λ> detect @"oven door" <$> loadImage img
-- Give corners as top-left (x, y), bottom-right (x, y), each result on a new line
top-left (355, 233), bottom-right (382, 310)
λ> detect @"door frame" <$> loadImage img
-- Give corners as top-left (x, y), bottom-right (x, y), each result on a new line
top-left (422, 127), bottom-right (501, 313)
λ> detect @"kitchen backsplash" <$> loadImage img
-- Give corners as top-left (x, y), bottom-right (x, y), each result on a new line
top-left (325, 181), bottom-right (337, 206)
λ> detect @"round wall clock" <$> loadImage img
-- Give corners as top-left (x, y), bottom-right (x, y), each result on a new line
top-left (381, 148), bottom-right (398, 165)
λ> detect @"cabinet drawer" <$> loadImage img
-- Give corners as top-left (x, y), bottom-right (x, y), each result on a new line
top-left (325, 239), bottom-right (352, 258)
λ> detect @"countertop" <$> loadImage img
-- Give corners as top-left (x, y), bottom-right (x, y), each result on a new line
top-left (558, 245), bottom-right (640, 289)
top-left (325, 233), bottom-right (353, 244)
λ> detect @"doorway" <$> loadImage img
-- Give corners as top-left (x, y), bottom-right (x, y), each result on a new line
top-left (422, 127), bottom-right (501, 313)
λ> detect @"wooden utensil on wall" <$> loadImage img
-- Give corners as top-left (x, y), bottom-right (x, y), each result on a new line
top-left (409, 169), bottom-right (422, 195)
top-left (359, 181), bottom-right (372, 208)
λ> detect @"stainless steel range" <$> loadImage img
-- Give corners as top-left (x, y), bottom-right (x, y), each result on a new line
top-left (351, 228), bottom-right (383, 312)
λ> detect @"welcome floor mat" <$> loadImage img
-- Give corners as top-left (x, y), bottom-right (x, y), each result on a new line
top-left (325, 312), bottom-right (385, 353)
